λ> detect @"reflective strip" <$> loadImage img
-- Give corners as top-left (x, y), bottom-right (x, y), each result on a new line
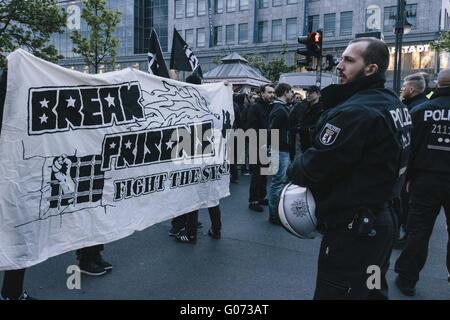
top-left (399, 167), bottom-right (407, 176)
top-left (427, 144), bottom-right (450, 151)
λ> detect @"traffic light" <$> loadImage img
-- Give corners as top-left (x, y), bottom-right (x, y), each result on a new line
top-left (297, 30), bottom-right (323, 71)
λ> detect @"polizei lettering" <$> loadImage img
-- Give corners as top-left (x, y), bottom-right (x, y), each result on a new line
top-left (101, 121), bottom-right (214, 171)
top-left (424, 109), bottom-right (450, 122)
top-left (28, 82), bottom-right (144, 135)
top-left (389, 106), bottom-right (412, 129)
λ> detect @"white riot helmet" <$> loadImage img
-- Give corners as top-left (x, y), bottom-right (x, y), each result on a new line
top-left (278, 183), bottom-right (319, 239)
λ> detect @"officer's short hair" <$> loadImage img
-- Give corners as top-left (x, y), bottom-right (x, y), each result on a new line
top-left (349, 37), bottom-right (390, 75)
top-left (404, 73), bottom-right (426, 93)
top-left (275, 83), bottom-right (292, 98)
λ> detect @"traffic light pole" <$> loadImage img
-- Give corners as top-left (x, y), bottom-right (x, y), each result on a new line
top-left (316, 56), bottom-right (323, 88)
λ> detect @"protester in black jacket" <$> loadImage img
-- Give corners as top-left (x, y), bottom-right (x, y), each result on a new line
top-left (289, 38), bottom-right (411, 299)
top-left (394, 68), bottom-right (450, 296)
top-left (246, 84), bottom-right (274, 212)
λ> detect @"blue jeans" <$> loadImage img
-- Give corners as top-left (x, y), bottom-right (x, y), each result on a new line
top-left (268, 151), bottom-right (290, 218)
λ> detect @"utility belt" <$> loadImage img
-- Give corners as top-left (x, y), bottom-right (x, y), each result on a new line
top-left (320, 202), bottom-right (393, 236)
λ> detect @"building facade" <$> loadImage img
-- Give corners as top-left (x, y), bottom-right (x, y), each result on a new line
top-left (53, 0), bottom-right (450, 85)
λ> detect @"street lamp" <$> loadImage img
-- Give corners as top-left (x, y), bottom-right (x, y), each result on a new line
top-left (393, 0), bottom-right (412, 95)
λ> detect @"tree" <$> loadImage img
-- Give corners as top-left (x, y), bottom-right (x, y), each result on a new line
top-left (0, 0), bottom-right (67, 68)
top-left (431, 30), bottom-right (450, 52)
top-left (71, 0), bottom-right (121, 74)
top-left (243, 45), bottom-right (296, 83)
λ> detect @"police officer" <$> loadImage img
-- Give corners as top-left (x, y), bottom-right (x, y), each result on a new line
top-left (288, 37), bottom-right (411, 299)
top-left (394, 68), bottom-right (450, 296)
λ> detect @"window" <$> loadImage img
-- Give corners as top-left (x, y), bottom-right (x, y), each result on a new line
top-left (238, 23), bottom-right (248, 44)
top-left (340, 11), bottom-right (353, 36)
top-left (272, 19), bottom-right (282, 41)
top-left (175, 0), bottom-right (184, 18)
top-left (257, 21), bottom-right (268, 43)
top-left (286, 17), bottom-right (297, 41)
top-left (405, 4), bottom-right (417, 30)
top-left (384, 4), bottom-right (417, 33)
top-left (258, 0), bottom-right (268, 9)
top-left (197, 0), bottom-right (206, 15)
top-left (185, 29), bottom-right (194, 46)
top-left (273, 0), bottom-right (282, 7)
top-left (308, 15), bottom-right (319, 33)
top-left (383, 6), bottom-right (396, 32)
top-left (186, 0), bottom-right (195, 17)
top-left (287, 0), bottom-right (297, 4)
top-left (324, 13), bottom-right (336, 37)
top-left (214, 26), bottom-right (223, 45)
top-left (226, 0), bottom-right (236, 12)
top-left (239, 0), bottom-right (249, 11)
top-left (226, 24), bottom-right (235, 45)
top-left (214, 0), bottom-right (223, 13)
top-left (197, 28), bottom-right (206, 47)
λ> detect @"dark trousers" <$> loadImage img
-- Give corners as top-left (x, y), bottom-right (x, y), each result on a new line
top-left (395, 173), bottom-right (450, 286)
top-left (314, 207), bottom-right (395, 300)
top-left (173, 205), bottom-right (222, 237)
top-left (249, 164), bottom-right (267, 202)
top-left (1, 269), bottom-right (26, 299)
top-left (76, 244), bottom-right (104, 262)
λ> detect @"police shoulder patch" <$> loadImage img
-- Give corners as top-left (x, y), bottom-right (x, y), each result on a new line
top-left (319, 123), bottom-right (341, 146)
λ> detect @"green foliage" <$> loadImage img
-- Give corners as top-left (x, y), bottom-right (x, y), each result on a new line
top-left (0, 0), bottom-right (67, 68)
top-left (242, 45), bottom-right (295, 83)
top-left (71, 0), bottom-right (121, 74)
top-left (431, 30), bottom-right (450, 52)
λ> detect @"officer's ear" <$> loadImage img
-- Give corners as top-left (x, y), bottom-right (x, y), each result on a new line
top-left (364, 64), bottom-right (379, 76)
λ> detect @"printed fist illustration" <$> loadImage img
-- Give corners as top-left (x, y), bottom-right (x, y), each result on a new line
top-left (52, 154), bottom-right (75, 195)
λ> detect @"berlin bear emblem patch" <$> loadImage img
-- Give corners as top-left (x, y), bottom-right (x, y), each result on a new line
top-left (319, 123), bottom-right (341, 145)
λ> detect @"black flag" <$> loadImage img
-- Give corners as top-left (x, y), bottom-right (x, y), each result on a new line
top-left (148, 29), bottom-right (170, 78)
top-left (170, 28), bottom-right (203, 78)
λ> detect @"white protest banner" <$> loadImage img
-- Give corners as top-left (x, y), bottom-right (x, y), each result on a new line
top-left (0, 49), bottom-right (233, 270)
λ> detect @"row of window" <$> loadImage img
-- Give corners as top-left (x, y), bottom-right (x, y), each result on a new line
top-left (308, 4), bottom-right (417, 37)
top-left (181, 17), bottom-right (300, 48)
top-left (175, 0), bottom-right (299, 18)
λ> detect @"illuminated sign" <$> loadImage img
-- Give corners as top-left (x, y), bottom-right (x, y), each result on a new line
top-left (389, 44), bottom-right (430, 54)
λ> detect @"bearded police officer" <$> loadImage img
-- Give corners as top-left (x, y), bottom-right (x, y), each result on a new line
top-left (288, 37), bottom-right (411, 299)
top-left (394, 68), bottom-right (450, 296)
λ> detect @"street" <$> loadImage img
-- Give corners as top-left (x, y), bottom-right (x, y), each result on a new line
top-left (1, 175), bottom-right (449, 300)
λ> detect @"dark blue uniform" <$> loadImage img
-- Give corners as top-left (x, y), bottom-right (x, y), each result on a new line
top-left (289, 74), bottom-right (411, 299)
top-left (395, 86), bottom-right (450, 289)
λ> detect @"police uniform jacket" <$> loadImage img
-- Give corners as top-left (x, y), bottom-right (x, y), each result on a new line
top-left (407, 86), bottom-right (450, 178)
top-left (289, 74), bottom-right (411, 220)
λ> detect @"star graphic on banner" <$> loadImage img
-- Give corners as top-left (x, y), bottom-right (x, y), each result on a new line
top-left (165, 140), bottom-right (175, 150)
top-left (66, 96), bottom-right (76, 108)
top-left (39, 113), bottom-right (48, 124)
top-left (109, 142), bottom-right (116, 149)
top-left (104, 93), bottom-right (115, 107)
top-left (125, 140), bottom-right (132, 149)
top-left (39, 98), bottom-right (50, 108)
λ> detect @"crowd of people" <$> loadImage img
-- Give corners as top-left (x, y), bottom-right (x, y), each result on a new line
top-left (1, 36), bottom-right (450, 300)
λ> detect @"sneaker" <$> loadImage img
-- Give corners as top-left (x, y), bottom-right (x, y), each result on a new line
top-left (395, 275), bottom-right (416, 296)
top-left (169, 226), bottom-right (185, 237)
top-left (18, 290), bottom-right (37, 300)
top-left (207, 229), bottom-right (221, 239)
top-left (249, 202), bottom-right (264, 212)
top-left (93, 255), bottom-right (113, 271)
top-left (79, 260), bottom-right (107, 276)
top-left (269, 215), bottom-right (282, 226)
top-left (175, 230), bottom-right (197, 244)
top-left (258, 198), bottom-right (269, 206)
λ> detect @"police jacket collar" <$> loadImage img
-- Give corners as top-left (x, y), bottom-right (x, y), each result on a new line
top-left (321, 73), bottom-right (386, 108)
top-left (403, 93), bottom-right (427, 105)
top-left (431, 86), bottom-right (450, 99)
